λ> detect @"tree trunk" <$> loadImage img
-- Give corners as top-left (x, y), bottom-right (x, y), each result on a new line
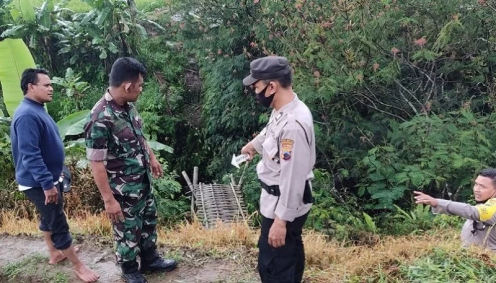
top-left (0, 86), bottom-right (10, 117)
top-left (127, 0), bottom-right (139, 55)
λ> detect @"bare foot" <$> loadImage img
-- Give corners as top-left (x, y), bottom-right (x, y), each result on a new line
top-left (74, 263), bottom-right (99, 283)
top-left (49, 247), bottom-right (80, 265)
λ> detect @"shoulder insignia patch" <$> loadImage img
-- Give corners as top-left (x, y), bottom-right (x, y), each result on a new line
top-left (281, 139), bottom-right (294, 161)
top-left (476, 199), bottom-right (496, 222)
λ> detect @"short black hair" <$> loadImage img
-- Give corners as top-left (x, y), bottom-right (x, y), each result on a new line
top-left (20, 68), bottom-right (49, 95)
top-left (109, 57), bottom-right (147, 87)
top-left (479, 168), bottom-right (496, 189)
top-left (263, 73), bottom-right (292, 89)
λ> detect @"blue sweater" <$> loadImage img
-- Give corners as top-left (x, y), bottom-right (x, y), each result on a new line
top-left (11, 98), bottom-right (65, 190)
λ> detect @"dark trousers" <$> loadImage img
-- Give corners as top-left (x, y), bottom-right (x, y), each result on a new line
top-left (258, 213), bottom-right (309, 283)
top-left (23, 185), bottom-right (72, 250)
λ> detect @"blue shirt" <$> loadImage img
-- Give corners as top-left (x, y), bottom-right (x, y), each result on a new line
top-left (10, 98), bottom-right (65, 190)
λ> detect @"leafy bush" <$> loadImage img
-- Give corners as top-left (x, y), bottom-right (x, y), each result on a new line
top-left (5, 0), bottom-right (496, 231)
top-left (166, 0), bottom-right (496, 217)
top-left (0, 119), bottom-right (14, 192)
top-left (359, 109), bottom-right (496, 209)
top-left (151, 159), bottom-right (189, 225)
top-left (377, 205), bottom-right (436, 236)
top-left (305, 169), bottom-right (360, 238)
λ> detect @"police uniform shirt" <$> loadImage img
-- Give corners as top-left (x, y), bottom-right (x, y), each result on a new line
top-left (433, 198), bottom-right (496, 251)
top-left (251, 94), bottom-right (316, 222)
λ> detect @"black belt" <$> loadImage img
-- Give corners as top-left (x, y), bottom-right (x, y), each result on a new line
top-left (260, 181), bottom-right (281, 196)
top-left (259, 180), bottom-right (314, 204)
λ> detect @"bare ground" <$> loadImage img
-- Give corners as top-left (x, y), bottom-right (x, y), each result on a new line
top-left (0, 234), bottom-right (258, 283)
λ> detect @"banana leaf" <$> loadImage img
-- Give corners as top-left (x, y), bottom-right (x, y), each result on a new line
top-left (57, 109), bottom-right (90, 141)
top-left (147, 140), bottom-right (173, 153)
top-left (19, 0), bottom-right (36, 22)
top-left (0, 38), bottom-right (36, 117)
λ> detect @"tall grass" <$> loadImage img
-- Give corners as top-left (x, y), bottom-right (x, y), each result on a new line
top-left (2, 210), bottom-right (495, 282)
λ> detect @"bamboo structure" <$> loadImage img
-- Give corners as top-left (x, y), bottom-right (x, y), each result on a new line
top-left (182, 166), bottom-right (250, 228)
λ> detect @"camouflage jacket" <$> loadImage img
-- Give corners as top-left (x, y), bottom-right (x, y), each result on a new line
top-left (84, 91), bottom-right (152, 197)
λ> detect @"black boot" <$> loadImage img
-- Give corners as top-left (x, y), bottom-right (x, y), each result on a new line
top-left (140, 247), bottom-right (177, 273)
top-left (121, 261), bottom-right (148, 283)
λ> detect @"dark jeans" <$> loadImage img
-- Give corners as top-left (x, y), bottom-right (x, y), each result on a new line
top-left (23, 185), bottom-right (72, 250)
top-left (258, 213), bottom-right (309, 283)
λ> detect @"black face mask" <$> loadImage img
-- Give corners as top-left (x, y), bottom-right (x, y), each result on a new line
top-left (255, 84), bottom-right (275, 108)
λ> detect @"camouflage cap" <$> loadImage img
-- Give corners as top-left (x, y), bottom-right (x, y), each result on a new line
top-left (242, 56), bottom-right (292, 86)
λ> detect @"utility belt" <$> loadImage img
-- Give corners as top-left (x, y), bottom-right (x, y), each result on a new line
top-left (259, 180), bottom-right (314, 204)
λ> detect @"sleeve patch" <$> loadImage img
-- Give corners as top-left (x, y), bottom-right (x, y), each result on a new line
top-left (476, 202), bottom-right (496, 222)
top-left (281, 139), bottom-right (294, 161)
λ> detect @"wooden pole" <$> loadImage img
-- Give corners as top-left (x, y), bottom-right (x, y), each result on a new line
top-left (238, 161), bottom-right (249, 187)
top-left (199, 182), bottom-right (208, 228)
top-left (230, 183), bottom-right (246, 223)
top-left (193, 166), bottom-right (199, 187)
top-left (182, 170), bottom-right (195, 216)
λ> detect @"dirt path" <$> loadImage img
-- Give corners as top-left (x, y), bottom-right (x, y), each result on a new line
top-left (0, 234), bottom-right (258, 283)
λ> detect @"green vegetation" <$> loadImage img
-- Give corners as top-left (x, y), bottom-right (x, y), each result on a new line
top-left (13, 0), bottom-right (163, 13)
top-left (2, 253), bottom-right (70, 283)
top-left (1, 0), bottom-right (495, 234)
top-left (2, 0), bottom-right (496, 281)
top-left (400, 248), bottom-right (496, 282)
top-left (1, 0), bottom-right (494, 232)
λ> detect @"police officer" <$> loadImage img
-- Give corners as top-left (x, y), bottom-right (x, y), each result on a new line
top-left (241, 56), bottom-right (316, 283)
top-left (415, 168), bottom-right (496, 251)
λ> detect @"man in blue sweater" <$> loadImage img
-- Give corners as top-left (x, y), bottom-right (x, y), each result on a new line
top-left (10, 68), bottom-right (99, 283)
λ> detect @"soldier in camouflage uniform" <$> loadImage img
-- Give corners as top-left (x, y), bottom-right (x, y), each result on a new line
top-left (84, 57), bottom-right (177, 283)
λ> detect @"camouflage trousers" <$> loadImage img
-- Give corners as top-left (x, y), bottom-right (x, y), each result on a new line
top-left (112, 184), bottom-right (158, 263)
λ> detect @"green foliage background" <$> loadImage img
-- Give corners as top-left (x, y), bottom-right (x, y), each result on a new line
top-left (5, 0), bottom-right (496, 281)
top-left (2, 0), bottom-right (496, 239)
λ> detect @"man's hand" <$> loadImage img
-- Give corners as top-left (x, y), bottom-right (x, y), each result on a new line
top-left (150, 157), bottom-right (163, 178)
top-left (44, 186), bottom-right (59, 205)
top-left (241, 142), bottom-right (256, 161)
top-left (104, 197), bottom-right (124, 223)
top-left (414, 191), bottom-right (438, 207)
top-left (268, 218), bottom-right (287, 248)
